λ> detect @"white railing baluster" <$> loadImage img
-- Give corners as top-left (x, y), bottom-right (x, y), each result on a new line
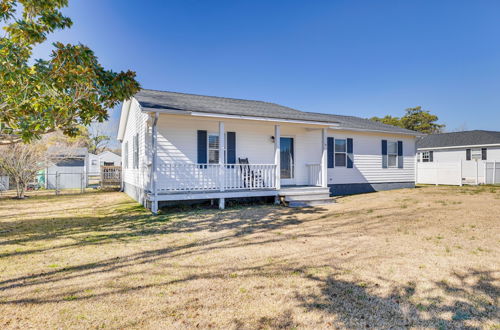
top-left (156, 164), bottom-right (278, 192)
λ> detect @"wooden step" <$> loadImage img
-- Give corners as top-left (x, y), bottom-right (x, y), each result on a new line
top-left (288, 198), bottom-right (335, 207)
top-left (278, 187), bottom-right (330, 196)
top-left (284, 193), bottom-right (330, 202)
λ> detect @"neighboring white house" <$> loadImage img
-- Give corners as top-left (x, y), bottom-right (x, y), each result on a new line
top-left (118, 89), bottom-right (420, 213)
top-left (416, 130), bottom-right (500, 185)
top-left (88, 151), bottom-right (122, 174)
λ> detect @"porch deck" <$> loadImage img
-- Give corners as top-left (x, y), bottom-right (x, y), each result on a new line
top-left (148, 184), bottom-right (333, 208)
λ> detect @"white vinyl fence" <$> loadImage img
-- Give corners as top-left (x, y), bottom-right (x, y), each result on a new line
top-left (417, 161), bottom-right (499, 186)
top-left (485, 161), bottom-right (500, 185)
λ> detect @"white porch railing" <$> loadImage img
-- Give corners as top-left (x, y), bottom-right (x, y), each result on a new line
top-left (156, 163), bottom-right (277, 192)
top-left (306, 163), bottom-right (322, 186)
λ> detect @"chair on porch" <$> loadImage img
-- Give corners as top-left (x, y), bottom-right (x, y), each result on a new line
top-left (238, 158), bottom-right (265, 188)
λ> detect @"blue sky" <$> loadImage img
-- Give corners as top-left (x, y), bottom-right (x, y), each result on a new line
top-left (32, 0), bottom-right (500, 141)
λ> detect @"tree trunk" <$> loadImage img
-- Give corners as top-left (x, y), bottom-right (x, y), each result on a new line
top-left (15, 180), bottom-right (25, 199)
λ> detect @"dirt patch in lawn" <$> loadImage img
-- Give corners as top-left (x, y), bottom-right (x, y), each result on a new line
top-left (0, 186), bottom-right (499, 329)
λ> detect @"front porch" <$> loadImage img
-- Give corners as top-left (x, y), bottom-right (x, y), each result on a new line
top-left (147, 116), bottom-right (330, 213)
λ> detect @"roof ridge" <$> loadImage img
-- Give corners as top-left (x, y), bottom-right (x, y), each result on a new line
top-left (429, 130), bottom-right (500, 136)
top-left (139, 88), bottom-right (303, 112)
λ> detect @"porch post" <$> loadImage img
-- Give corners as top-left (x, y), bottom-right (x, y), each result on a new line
top-left (218, 121), bottom-right (225, 209)
top-left (151, 112), bottom-right (159, 214)
top-left (321, 128), bottom-right (328, 188)
top-left (274, 125), bottom-right (281, 190)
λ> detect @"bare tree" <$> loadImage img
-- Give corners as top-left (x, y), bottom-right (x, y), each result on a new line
top-left (0, 133), bottom-right (82, 198)
top-left (0, 142), bottom-right (46, 198)
top-left (87, 122), bottom-right (111, 154)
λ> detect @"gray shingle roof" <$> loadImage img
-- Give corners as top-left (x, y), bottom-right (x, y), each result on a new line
top-left (417, 130), bottom-right (500, 149)
top-left (135, 89), bottom-right (419, 135)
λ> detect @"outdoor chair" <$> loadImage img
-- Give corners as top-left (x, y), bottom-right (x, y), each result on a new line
top-left (238, 158), bottom-right (265, 188)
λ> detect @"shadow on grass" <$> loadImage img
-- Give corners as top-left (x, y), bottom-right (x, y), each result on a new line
top-left (296, 268), bottom-right (498, 329)
top-left (2, 191), bottom-right (497, 327)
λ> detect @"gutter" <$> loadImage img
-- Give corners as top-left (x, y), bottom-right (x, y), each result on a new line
top-left (329, 126), bottom-right (423, 137)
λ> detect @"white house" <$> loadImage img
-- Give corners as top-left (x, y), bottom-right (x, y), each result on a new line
top-left (118, 89), bottom-right (420, 213)
top-left (416, 130), bottom-right (500, 184)
top-left (88, 151), bottom-right (122, 174)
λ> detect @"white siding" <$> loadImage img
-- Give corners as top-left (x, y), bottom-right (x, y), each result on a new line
top-left (424, 147), bottom-right (500, 163)
top-left (328, 130), bottom-right (416, 184)
top-left (155, 115), bottom-right (324, 186)
top-left (121, 99), bottom-right (150, 194)
top-left (88, 154), bottom-right (100, 174)
top-left (155, 115), bottom-right (416, 186)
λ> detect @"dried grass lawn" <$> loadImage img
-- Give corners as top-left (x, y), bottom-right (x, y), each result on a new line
top-left (0, 186), bottom-right (499, 329)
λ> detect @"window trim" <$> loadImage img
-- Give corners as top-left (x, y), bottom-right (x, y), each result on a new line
top-left (133, 134), bottom-right (139, 169)
top-left (124, 142), bottom-right (129, 169)
top-left (207, 133), bottom-right (228, 164)
top-left (334, 138), bottom-right (347, 167)
top-left (466, 148), bottom-right (471, 161)
top-left (387, 141), bottom-right (398, 168)
top-left (422, 151), bottom-right (431, 162)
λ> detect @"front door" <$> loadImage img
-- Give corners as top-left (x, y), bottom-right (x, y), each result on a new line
top-left (280, 137), bottom-right (295, 185)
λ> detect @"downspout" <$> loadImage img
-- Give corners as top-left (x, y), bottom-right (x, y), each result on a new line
top-left (150, 112), bottom-right (159, 213)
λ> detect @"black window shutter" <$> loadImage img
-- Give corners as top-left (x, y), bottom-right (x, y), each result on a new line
top-left (227, 132), bottom-right (236, 164)
top-left (482, 148), bottom-right (487, 160)
top-left (466, 149), bottom-right (471, 161)
top-left (197, 130), bottom-right (207, 164)
top-left (347, 138), bottom-right (354, 168)
top-left (327, 137), bottom-right (334, 168)
top-left (397, 141), bottom-right (403, 168)
top-left (382, 140), bottom-right (388, 168)
top-left (429, 151), bottom-right (434, 162)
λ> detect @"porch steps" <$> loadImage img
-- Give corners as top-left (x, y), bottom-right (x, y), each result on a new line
top-left (278, 186), bottom-right (334, 207)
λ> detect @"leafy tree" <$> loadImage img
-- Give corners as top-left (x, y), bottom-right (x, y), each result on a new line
top-left (369, 115), bottom-right (402, 128)
top-left (0, 0), bottom-right (140, 145)
top-left (401, 107), bottom-right (445, 134)
top-left (370, 106), bottom-right (445, 134)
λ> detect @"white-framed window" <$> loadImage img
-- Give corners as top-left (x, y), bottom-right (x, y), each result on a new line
top-left (133, 134), bottom-right (139, 169)
top-left (124, 142), bottom-right (129, 169)
top-left (335, 139), bottom-right (347, 167)
top-left (91, 159), bottom-right (97, 166)
top-left (387, 141), bottom-right (398, 168)
top-left (422, 151), bottom-right (430, 162)
top-left (207, 133), bottom-right (230, 164)
top-left (208, 134), bottom-right (220, 164)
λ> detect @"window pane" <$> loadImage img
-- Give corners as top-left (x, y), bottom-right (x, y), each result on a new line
top-left (335, 139), bottom-right (346, 152)
top-left (335, 153), bottom-right (346, 167)
top-left (388, 142), bottom-right (397, 154)
top-left (208, 135), bottom-right (219, 149)
top-left (388, 154), bottom-right (397, 167)
top-left (209, 150), bottom-right (219, 164)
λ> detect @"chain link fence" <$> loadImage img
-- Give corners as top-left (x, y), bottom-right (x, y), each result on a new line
top-left (27, 167), bottom-right (122, 195)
